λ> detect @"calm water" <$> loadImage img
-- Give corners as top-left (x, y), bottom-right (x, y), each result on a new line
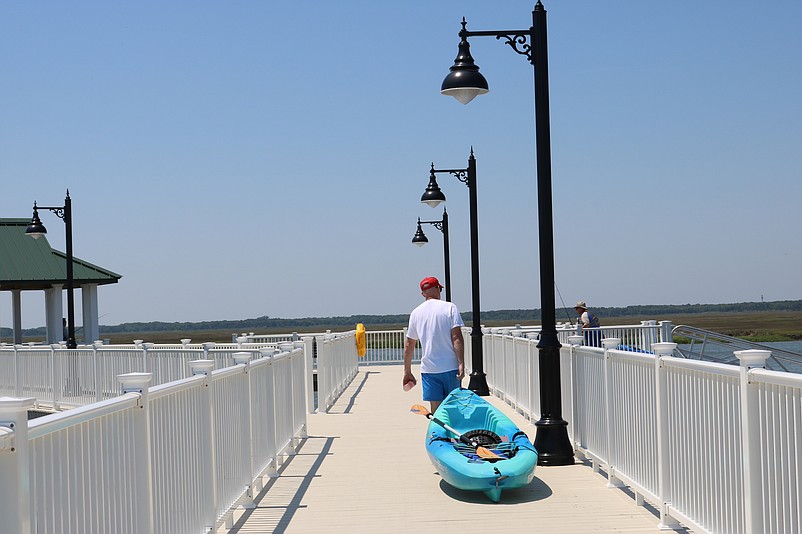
top-left (678, 340), bottom-right (802, 374)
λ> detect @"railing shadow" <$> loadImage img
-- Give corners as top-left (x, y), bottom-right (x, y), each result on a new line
top-left (228, 369), bottom-right (371, 530)
top-left (572, 457), bottom-right (693, 531)
top-left (327, 369), bottom-right (374, 414)
top-left (228, 435), bottom-right (336, 532)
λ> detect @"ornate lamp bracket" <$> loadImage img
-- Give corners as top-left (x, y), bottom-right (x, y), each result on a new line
top-left (460, 17), bottom-right (535, 65)
top-left (496, 32), bottom-right (533, 63)
top-left (45, 207), bottom-right (66, 220)
top-left (448, 170), bottom-right (469, 186)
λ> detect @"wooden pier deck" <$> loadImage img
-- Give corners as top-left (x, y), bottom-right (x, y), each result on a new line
top-left (221, 364), bottom-right (678, 533)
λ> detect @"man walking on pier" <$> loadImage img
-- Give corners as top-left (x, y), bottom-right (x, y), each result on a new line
top-left (403, 276), bottom-right (465, 412)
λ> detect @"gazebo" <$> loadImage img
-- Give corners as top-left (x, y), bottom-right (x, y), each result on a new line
top-left (0, 218), bottom-right (121, 344)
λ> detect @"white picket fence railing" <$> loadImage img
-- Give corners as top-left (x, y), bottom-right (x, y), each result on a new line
top-left (480, 331), bottom-right (802, 534)
top-left (352, 321), bottom-right (672, 369)
top-left (359, 328), bottom-right (421, 365)
top-left (4, 323), bottom-right (799, 533)
top-left (0, 342), bottom-right (292, 409)
top-left (315, 331), bottom-right (359, 413)
top-left (0, 332), bottom-right (360, 534)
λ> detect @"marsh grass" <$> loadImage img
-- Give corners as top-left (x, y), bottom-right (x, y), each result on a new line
top-left (91, 311), bottom-right (802, 346)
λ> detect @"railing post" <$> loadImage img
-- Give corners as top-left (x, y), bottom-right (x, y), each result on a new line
top-left (279, 342), bottom-right (300, 454)
top-left (641, 320), bottom-right (657, 352)
top-left (117, 373), bottom-right (155, 534)
top-left (735, 349), bottom-right (770, 534)
top-left (525, 332), bottom-right (540, 419)
top-left (0, 396), bottom-right (36, 534)
top-left (659, 321), bottom-right (673, 343)
top-left (601, 337), bottom-right (624, 488)
top-left (652, 342), bottom-right (680, 530)
top-left (233, 353), bottom-right (257, 510)
top-left (141, 342), bottom-right (154, 372)
top-left (315, 335), bottom-right (328, 413)
top-left (13, 345), bottom-right (21, 398)
top-left (293, 341), bottom-right (309, 438)
top-left (189, 359), bottom-right (218, 533)
top-left (567, 335), bottom-right (583, 451)
top-left (51, 344), bottom-right (61, 410)
top-left (463, 326), bottom-right (473, 375)
top-left (93, 341), bottom-right (105, 403)
top-left (261, 349), bottom-right (280, 478)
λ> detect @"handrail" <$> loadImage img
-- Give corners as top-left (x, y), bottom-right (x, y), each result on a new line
top-left (482, 331), bottom-right (802, 532)
top-left (0, 339), bottom-right (339, 534)
top-left (671, 324), bottom-right (802, 372)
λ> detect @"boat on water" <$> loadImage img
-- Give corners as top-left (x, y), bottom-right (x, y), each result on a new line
top-left (418, 388), bottom-right (538, 502)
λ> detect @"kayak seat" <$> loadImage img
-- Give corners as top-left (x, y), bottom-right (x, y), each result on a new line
top-left (439, 405), bottom-right (508, 436)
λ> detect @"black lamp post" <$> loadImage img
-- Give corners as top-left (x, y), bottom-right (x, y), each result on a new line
top-left (440, 2), bottom-right (574, 465)
top-left (411, 209), bottom-right (452, 302)
top-left (26, 190), bottom-right (77, 349)
top-left (420, 149), bottom-right (489, 396)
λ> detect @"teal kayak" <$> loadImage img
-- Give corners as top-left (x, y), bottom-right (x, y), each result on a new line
top-left (424, 388), bottom-right (538, 502)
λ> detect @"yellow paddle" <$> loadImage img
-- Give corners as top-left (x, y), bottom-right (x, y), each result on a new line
top-left (411, 404), bottom-right (504, 460)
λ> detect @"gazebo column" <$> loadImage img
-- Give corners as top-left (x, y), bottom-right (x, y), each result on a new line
top-left (45, 284), bottom-right (64, 344)
top-left (11, 289), bottom-right (23, 344)
top-left (81, 283), bottom-right (99, 343)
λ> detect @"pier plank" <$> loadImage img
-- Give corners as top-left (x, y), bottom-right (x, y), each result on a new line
top-left (222, 365), bottom-right (680, 533)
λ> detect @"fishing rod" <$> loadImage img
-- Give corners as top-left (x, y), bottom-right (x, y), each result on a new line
top-left (555, 281), bottom-right (574, 326)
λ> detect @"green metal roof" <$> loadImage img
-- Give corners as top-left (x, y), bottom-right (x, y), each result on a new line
top-left (0, 218), bottom-right (121, 290)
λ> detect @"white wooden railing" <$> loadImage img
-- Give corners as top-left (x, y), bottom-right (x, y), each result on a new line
top-left (359, 328), bottom-right (422, 365)
top-left (0, 340), bottom-right (308, 411)
top-left (0, 332), bottom-right (360, 534)
top-left (315, 331), bottom-right (359, 412)
top-left (479, 331), bottom-right (802, 534)
top-left (351, 322), bottom-right (671, 368)
top-left (490, 320), bottom-right (673, 350)
top-left (4, 323), bottom-right (799, 533)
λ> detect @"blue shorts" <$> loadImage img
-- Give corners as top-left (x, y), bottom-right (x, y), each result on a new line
top-left (421, 370), bottom-right (461, 402)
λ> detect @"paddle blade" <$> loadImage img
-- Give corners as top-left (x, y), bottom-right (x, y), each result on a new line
top-left (410, 404), bottom-right (431, 417)
top-left (475, 446), bottom-right (505, 461)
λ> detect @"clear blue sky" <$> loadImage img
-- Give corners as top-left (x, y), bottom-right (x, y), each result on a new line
top-left (2, 1), bottom-right (801, 328)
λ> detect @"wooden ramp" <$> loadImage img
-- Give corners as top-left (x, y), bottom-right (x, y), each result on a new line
top-left (221, 365), bottom-right (677, 533)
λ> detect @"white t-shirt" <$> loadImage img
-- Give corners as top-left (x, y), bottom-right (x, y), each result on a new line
top-left (580, 311), bottom-right (600, 328)
top-left (406, 298), bottom-right (465, 374)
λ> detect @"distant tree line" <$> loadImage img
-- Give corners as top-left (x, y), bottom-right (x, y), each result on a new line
top-left (5, 300), bottom-right (801, 337)
top-left (468, 300), bottom-right (802, 323)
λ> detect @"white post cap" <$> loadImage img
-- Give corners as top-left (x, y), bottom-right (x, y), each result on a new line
top-left (734, 349), bottom-right (771, 369)
top-left (601, 338), bottom-right (621, 349)
top-left (651, 342), bottom-right (677, 356)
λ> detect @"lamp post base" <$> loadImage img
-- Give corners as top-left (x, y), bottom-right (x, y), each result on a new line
top-left (533, 339), bottom-right (575, 466)
top-left (467, 370), bottom-right (490, 396)
top-left (533, 417), bottom-right (574, 465)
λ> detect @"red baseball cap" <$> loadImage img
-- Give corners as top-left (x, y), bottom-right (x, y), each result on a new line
top-left (420, 276), bottom-right (444, 291)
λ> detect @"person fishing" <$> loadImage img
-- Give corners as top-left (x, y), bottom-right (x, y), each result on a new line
top-left (575, 301), bottom-right (602, 347)
top-left (403, 276), bottom-right (465, 412)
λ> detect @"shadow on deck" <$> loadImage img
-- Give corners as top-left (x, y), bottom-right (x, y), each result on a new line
top-left (221, 364), bottom-right (684, 533)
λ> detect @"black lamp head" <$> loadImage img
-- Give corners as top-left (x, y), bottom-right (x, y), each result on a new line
top-left (25, 203), bottom-right (48, 239)
top-left (421, 164), bottom-right (446, 208)
top-left (441, 19), bottom-right (489, 105)
top-left (412, 219), bottom-right (429, 247)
